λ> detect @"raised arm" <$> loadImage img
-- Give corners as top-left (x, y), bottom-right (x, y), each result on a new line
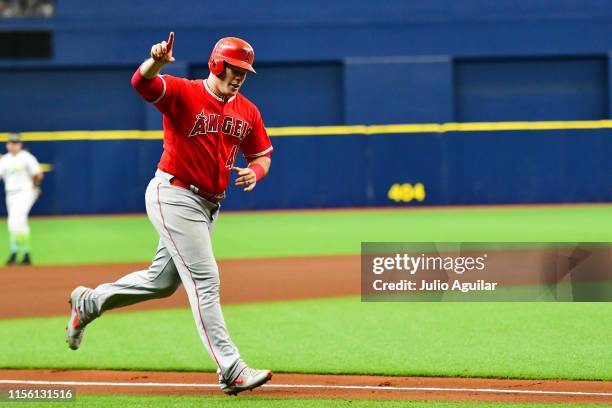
top-left (131, 32), bottom-right (176, 102)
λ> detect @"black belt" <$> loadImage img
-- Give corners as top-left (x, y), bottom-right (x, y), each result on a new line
top-left (169, 177), bottom-right (225, 203)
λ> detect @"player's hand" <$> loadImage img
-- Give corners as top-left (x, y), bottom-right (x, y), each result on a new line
top-left (231, 166), bottom-right (257, 192)
top-left (150, 32), bottom-right (176, 64)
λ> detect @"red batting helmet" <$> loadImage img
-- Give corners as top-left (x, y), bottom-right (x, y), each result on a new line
top-left (208, 37), bottom-right (255, 76)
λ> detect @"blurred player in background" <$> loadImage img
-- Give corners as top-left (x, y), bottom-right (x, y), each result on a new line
top-left (0, 133), bottom-right (43, 265)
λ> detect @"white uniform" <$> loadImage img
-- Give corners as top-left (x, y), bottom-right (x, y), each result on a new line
top-left (0, 150), bottom-right (41, 235)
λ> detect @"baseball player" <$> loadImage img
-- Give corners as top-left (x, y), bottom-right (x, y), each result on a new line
top-left (66, 33), bottom-right (273, 395)
top-left (0, 133), bottom-right (43, 266)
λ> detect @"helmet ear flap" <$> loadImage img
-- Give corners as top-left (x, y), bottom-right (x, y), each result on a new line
top-left (208, 59), bottom-right (224, 76)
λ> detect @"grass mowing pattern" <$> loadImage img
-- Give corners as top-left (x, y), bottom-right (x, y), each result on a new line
top-left (1, 298), bottom-right (610, 380)
top-left (13, 395), bottom-right (606, 408)
top-left (1, 205), bottom-right (611, 265)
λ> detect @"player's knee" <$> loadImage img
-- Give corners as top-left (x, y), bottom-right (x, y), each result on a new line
top-left (7, 219), bottom-right (28, 234)
top-left (151, 268), bottom-right (181, 297)
top-left (158, 278), bottom-right (181, 297)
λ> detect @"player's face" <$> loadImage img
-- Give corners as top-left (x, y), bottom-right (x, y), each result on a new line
top-left (219, 64), bottom-right (248, 96)
top-left (6, 142), bottom-right (22, 155)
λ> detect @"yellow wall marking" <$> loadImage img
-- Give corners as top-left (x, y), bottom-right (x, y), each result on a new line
top-left (1, 119), bottom-right (612, 141)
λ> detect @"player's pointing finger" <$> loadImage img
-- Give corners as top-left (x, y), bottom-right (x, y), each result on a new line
top-left (167, 32), bottom-right (174, 51)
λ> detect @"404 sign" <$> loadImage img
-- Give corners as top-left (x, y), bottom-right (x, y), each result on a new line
top-left (387, 183), bottom-right (426, 203)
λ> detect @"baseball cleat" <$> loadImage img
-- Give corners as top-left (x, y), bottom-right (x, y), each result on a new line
top-left (20, 253), bottom-right (31, 265)
top-left (219, 367), bottom-right (272, 396)
top-left (66, 286), bottom-right (92, 350)
top-left (5, 253), bottom-right (17, 266)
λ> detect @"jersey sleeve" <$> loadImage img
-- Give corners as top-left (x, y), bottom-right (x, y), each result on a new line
top-left (240, 109), bottom-right (273, 161)
top-left (130, 69), bottom-right (165, 102)
top-left (153, 75), bottom-right (190, 115)
top-left (26, 152), bottom-right (41, 175)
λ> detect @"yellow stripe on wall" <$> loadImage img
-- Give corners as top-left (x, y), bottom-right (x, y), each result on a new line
top-left (0, 130), bottom-right (164, 142)
top-left (268, 120), bottom-right (612, 136)
top-left (1, 120), bottom-right (612, 141)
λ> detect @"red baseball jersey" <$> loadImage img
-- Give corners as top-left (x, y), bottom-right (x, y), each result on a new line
top-left (137, 73), bottom-right (273, 195)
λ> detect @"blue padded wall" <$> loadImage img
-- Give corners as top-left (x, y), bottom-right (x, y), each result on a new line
top-left (0, 129), bottom-right (609, 216)
top-left (455, 57), bottom-right (608, 122)
top-left (344, 56), bottom-right (454, 125)
top-left (0, 68), bottom-right (143, 132)
top-left (194, 63), bottom-right (344, 127)
top-left (0, 1), bottom-right (611, 213)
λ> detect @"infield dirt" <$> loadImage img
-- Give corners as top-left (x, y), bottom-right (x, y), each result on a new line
top-left (0, 255), bottom-right (359, 318)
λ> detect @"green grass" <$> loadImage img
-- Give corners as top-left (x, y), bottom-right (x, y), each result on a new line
top-left (11, 395), bottom-right (606, 408)
top-left (1, 205), bottom-right (611, 265)
top-left (1, 297), bottom-right (610, 380)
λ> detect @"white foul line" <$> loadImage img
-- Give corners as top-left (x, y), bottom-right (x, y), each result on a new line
top-left (0, 380), bottom-right (610, 397)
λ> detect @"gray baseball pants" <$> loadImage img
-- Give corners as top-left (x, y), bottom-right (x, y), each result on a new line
top-left (79, 170), bottom-right (246, 382)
